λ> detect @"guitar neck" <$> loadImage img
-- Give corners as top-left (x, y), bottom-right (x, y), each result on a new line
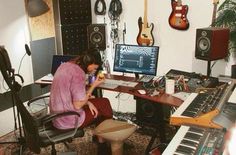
top-left (211, 0), bottom-right (219, 25)
top-left (211, 3), bottom-right (218, 25)
top-left (143, 0), bottom-right (147, 28)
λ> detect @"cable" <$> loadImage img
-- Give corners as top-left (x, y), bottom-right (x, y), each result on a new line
top-left (210, 61), bottom-right (217, 70)
top-left (123, 22), bottom-right (126, 44)
top-left (108, 0), bottom-right (122, 21)
top-left (94, 0), bottom-right (106, 15)
top-left (17, 53), bottom-right (27, 75)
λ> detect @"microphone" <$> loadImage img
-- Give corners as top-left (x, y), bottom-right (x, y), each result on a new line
top-left (17, 44), bottom-right (31, 75)
top-left (24, 44), bottom-right (31, 56)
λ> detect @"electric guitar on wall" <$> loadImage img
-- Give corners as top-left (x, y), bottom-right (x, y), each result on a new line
top-left (211, 0), bottom-right (219, 26)
top-left (168, 0), bottom-right (189, 30)
top-left (136, 0), bottom-right (154, 46)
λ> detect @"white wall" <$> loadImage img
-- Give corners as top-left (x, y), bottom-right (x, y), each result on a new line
top-left (91, 0), bottom-right (235, 112)
top-left (0, 0), bottom-right (33, 93)
top-left (92, 0), bottom-right (234, 77)
top-left (0, 0), bottom-right (234, 110)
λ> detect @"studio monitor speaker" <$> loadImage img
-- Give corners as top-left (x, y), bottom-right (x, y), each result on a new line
top-left (136, 98), bottom-right (161, 124)
top-left (195, 27), bottom-right (229, 61)
top-left (87, 24), bottom-right (106, 50)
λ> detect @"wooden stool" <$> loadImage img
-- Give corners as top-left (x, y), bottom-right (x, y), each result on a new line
top-left (94, 119), bottom-right (137, 155)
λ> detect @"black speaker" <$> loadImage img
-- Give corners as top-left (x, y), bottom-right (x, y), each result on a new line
top-left (136, 98), bottom-right (160, 124)
top-left (195, 27), bottom-right (229, 61)
top-left (87, 24), bottom-right (106, 50)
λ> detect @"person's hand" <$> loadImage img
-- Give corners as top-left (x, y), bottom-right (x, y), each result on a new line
top-left (92, 76), bottom-right (105, 87)
top-left (87, 101), bottom-right (98, 118)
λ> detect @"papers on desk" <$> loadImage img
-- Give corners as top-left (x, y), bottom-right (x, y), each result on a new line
top-left (40, 74), bottom-right (54, 82)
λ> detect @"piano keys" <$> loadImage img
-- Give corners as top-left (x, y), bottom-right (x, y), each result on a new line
top-left (170, 82), bottom-right (235, 129)
top-left (162, 125), bottom-right (226, 155)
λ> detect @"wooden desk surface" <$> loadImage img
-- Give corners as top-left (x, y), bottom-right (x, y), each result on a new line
top-left (35, 74), bottom-right (183, 107)
top-left (100, 74), bottom-right (183, 107)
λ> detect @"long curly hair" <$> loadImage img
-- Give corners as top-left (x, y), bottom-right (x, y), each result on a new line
top-left (73, 48), bottom-right (102, 73)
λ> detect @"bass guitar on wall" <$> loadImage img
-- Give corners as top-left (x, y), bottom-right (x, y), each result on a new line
top-left (169, 0), bottom-right (189, 30)
top-left (211, 0), bottom-right (219, 26)
top-left (137, 0), bottom-right (154, 46)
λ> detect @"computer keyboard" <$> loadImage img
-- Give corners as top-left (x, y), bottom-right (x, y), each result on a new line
top-left (138, 75), bottom-right (154, 83)
top-left (99, 79), bottom-right (138, 89)
top-left (104, 79), bottom-right (123, 85)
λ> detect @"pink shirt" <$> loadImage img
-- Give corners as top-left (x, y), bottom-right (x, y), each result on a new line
top-left (49, 62), bottom-right (86, 129)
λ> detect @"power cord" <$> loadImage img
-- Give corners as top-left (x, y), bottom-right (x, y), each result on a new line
top-left (108, 0), bottom-right (122, 46)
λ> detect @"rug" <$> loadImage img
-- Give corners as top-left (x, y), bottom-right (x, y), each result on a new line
top-left (0, 113), bottom-right (176, 155)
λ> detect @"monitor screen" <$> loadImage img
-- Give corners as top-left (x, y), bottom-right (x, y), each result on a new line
top-left (51, 55), bottom-right (76, 75)
top-left (113, 44), bottom-right (159, 75)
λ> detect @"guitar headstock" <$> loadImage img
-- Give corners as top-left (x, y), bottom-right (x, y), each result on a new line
top-left (213, 0), bottom-right (219, 4)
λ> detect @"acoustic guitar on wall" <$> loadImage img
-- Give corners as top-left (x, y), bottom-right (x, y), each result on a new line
top-left (169, 0), bottom-right (189, 30)
top-left (136, 0), bottom-right (154, 46)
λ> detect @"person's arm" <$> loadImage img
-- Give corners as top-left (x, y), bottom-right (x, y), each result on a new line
top-left (73, 74), bottom-right (104, 110)
top-left (73, 95), bottom-right (89, 110)
top-left (87, 75), bottom-right (105, 97)
top-left (73, 86), bottom-right (99, 117)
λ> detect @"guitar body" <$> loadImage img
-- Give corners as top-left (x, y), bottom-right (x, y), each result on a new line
top-left (169, 0), bottom-right (189, 30)
top-left (137, 17), bottom-right (154, 46)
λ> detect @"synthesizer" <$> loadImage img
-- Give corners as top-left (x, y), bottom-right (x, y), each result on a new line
top-left (162, 125), bottom-right (226, 155)
top-left (166, 69), bottom-right (219, 92)
top-left (170, 81), bottom-right (235, 129)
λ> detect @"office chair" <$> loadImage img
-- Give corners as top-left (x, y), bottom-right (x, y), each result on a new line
top-left (0, 46), bottom-right (84, 155)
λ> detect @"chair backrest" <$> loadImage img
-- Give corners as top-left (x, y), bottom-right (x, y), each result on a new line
top-left (0, 47), bottom-right (41, 153)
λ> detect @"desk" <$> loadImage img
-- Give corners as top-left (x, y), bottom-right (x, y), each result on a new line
top-left (99, 75), bottom-right (183, 154)
top-left (100, 74), bottom-right (183, 107)
top-left (36, 74), bottom-right (183, 107)
top-left (36, 74), bottom-right (183, 154)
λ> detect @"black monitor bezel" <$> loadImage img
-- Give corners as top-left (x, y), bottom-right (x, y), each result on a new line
top-left (113, 44), bottom-right (159, 76)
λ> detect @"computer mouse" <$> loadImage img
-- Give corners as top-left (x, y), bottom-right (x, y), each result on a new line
top-left (137, 89), bottom-right (146, 95)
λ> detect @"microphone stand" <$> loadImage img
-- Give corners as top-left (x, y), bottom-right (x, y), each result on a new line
top-left (0, 74), bottom-right (25, 155)
top-left (0, 45), bottom-right (30, 153)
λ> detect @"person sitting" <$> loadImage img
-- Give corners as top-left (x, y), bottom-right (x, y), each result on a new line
top-left (49, 49), bottom-right (113, 155)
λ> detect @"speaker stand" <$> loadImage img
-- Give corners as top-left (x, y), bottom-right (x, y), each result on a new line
top-left (207, 61), bottom-right (211, 77)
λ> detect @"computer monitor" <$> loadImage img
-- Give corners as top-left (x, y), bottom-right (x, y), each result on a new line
top-left (51, 55), bottom-right (76, 75)
top-left (113, 44), bottom-right (159, 76)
